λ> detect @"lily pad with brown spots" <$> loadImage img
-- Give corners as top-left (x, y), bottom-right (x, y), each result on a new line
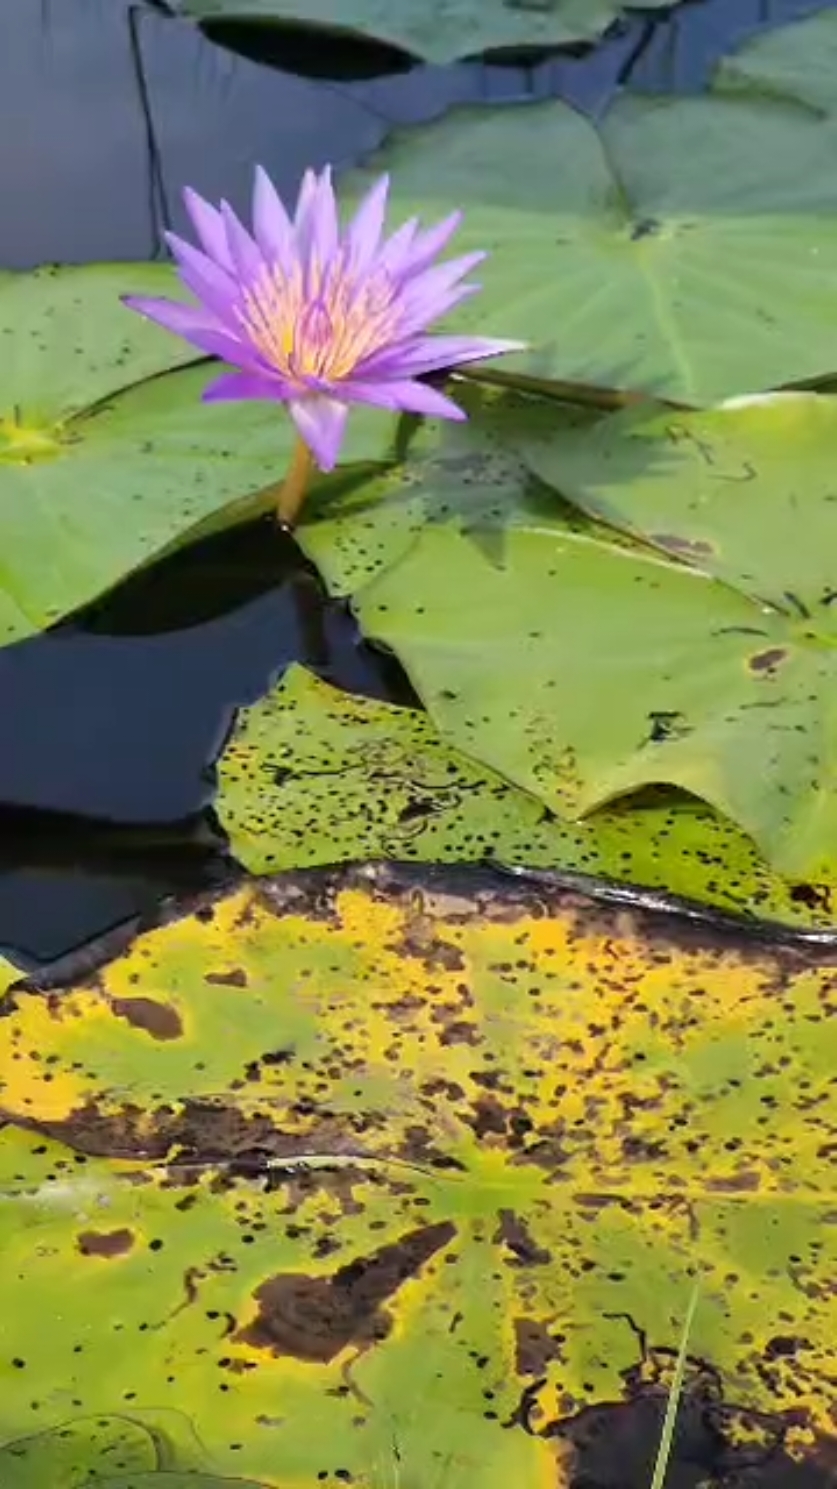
top-left (0, 864), bottom-right (836, 1485)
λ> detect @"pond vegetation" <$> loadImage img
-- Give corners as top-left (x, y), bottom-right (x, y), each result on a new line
top-left (2, 1), bottom-right (837, 1485)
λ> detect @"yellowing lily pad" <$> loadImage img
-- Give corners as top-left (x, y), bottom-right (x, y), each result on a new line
top-left (0, 866), bottom-right (836, 1485)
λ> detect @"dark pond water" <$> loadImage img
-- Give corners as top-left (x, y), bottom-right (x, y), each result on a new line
top-left (0, 0), bottom-right (831, 964)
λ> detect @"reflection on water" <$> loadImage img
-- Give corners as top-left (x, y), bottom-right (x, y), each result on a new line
top-left (0, 0), bottom-right (832, 960)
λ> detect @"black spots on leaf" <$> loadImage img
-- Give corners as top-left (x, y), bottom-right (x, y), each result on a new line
top-left (630, 217), bottom-right (661, 242)
top-left (644, 710), bottom-right (690, 745)
top-left (749, 647), bottom-right (789, 678)
top-left (242, 1048), bottom-right (295, 1084)
top-left (233, 1220), bottom-right (456, 1363)
top-left (789, 883), bottom-right (832, 914)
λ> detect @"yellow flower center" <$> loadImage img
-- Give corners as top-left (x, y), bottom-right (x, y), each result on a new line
top-left (238, 256), bottom-right (400, 384)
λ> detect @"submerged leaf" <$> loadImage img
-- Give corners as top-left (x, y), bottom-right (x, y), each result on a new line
top-left (0, 865), bottom-right (835, 1485)
top-left (218, 663), bottom-right (837, 933)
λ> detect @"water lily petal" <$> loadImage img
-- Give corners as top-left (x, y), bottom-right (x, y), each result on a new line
top-left (289, 395), bottom-right (349, 471)
top-left (202, 370), bottom-right (288, 402)
top-left (221, 201), bottom-right (265, 286)
top-left (358, 333), bottom-right (526, 379)
top-left (396, 254), bottom-right (486, 334)
top-left (343, 377), bottom-right (467, 421)
top-left (398, 281), bottom-right (482, 337)
top-left (122, 296), bottom-right (259, 366)
top-left (252, 164), bottom-right (293, 266)
top-left (121, 295), bottom-right (223, 340)
top-left (294, 167), bottom-right (339, 270)
top-left (347, 174), bottom-right (390, 270)
top-left (183, 188), bottom-right (233, 271)
top-left (379, 216), bottom-right (419, 276)
top-left (397, 211), bottom-right (463, 283)
top-left (165, 231), bottom-right (241, 326)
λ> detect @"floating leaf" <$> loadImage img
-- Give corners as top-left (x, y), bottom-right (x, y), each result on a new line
top-left (217, 663), bottom-right (837, 932)
top-left (177, 0), bottom-right (673, 66)
top-left (340, 92), bottom-right (837, 404)
top-left (297, 383), bottom-right (837, 881)
top-left (0, 865), bottom-right (836, 1486)
top-left (714, 7), bottom-right (837, 117)
top-left (0, 265), bottom-right (197, 422)
top-left (519, 392), bottom-right (837, 878)
top-left (0, 266), bottom-right (393, 646)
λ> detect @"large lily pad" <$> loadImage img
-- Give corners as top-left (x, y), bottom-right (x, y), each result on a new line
top-left (217, 663), bottom-right (837, 932)
top-left (714, 7), bottom-right (837, 117)
top-left (178, 0), bottom-right (673, 65)
top-left (519, 391), bottom-right (837, 878)
top-left (0, 266), bottom-right (392, 646)
top-left (0, 865), bottom-right (836, 1485)
top-left (341, 92), bottom-right (837, 404)
top-left (297, 384), bottom-right (837, 880)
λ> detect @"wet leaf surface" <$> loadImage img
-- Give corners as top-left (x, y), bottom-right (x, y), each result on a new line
top-left (218, 663), bottom-right (837, 933)
top-left (0, 864), bottom-right (836, 1484)
top-left (176, 0), bottom-right (673, 67)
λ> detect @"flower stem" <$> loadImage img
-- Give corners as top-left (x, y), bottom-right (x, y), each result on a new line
top-left (276, 437), bottom-right (314, 528)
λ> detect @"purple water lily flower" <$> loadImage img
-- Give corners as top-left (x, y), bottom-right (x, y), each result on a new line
top-left (123, 166), bottom-right (523, 476)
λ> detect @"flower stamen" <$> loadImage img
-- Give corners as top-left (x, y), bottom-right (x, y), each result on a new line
top-left (238, 259), bottom-right (402, 384)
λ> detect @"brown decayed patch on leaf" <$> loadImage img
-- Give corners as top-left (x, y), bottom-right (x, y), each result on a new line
top-left (76, 1228), bottom-right (135, 1258)
top-left (110, 997), bottom-right (183, 1040)
top-left (234, 1220), bottom-right (456, 1363)
top-left (0, 863), bottom-right (835, 1487)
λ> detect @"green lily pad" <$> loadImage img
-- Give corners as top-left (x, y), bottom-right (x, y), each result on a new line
top-left (0, 266), bottom-right (394, 647)
top-left (0, 866), bottom-right (837, 1485)
top-left (177, 0), bottom-right (673, 65)
top-left (297, 383), bottom-right (837, 881)
top-left (218, 662), bottom-right (837, 931)
top-left (341, 92), bottom-right (837, 404)
top-left (0, 265), bottom-right (197, 423)
top-left (517, 390), bottom-right (837, 877)
top-left (714, 7), bottom-right (837, 117)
